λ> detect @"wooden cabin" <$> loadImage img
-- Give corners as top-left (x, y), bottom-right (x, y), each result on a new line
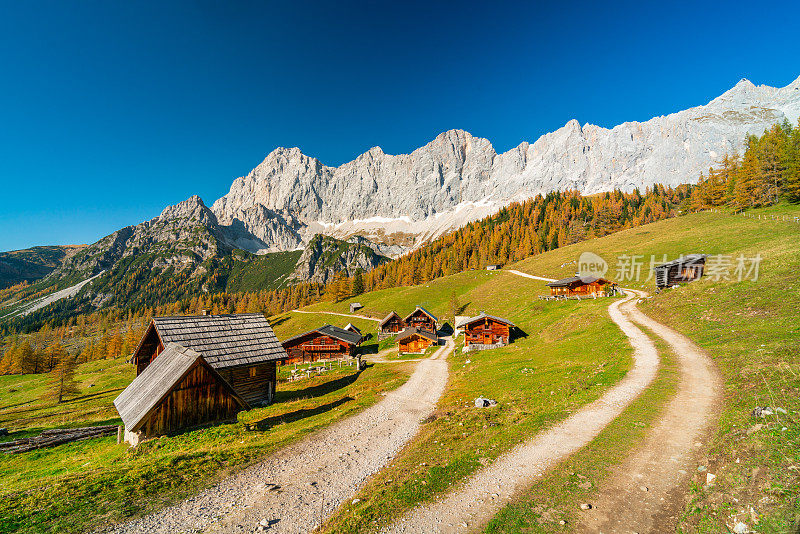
top-left (653, 254), bottom-right (706, 288)
top-left (114, 343), bottom-right (248, 446)
top-left (457, 313), bottom-right (515, 349)
top-left (129, 313), bottom-right (287, 407)
top-left (379, 311), bottom-right (404, 336)
top-left (350, 302), bottom-right (363, 313)
top-left (344, 323), bottom-right (363, 342)
top-left (403, 306), bottom-right (438, 335)
top-left (281, 325), bottom-right (362, 364)
top-left (546, 276), bottom-right (613, 297)
top-left (486, 264), bottom-right (501, 271)
top-left (397, 328), bottom-right (438, 354)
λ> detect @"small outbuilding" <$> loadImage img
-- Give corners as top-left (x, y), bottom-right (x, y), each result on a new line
top-left (397, 328), bottom-right (438, 354)
top-left (653, 254), bottom-right (706, 288)
top-left (114, 343), bottom-right (248, 446)
top-left (546, 276), bottom-right (613, 297)
top-left (457, 313), bottom-right (515, 350)
top-left (281, 324), bottom-right (362, 364)
top-left (486, 264), bottom-right (502, 271)
top-left (379, 311), bottom-right (404, 337)
top-left (349, 302), bottom-right (363, 313)
top-left (403, 306), bottom-right (438, 335)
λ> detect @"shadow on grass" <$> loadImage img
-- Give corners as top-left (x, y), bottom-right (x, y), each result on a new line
top-left (360, 343), bottom-right (379, 355)
top-left (277, 368), bottom-right (365, 403)
top-left (62, 388), bottom-right (125, 405)
top-left (248, 396), bottom-right (354, 430)
top-left (268, 315), bottom-right (291, 329)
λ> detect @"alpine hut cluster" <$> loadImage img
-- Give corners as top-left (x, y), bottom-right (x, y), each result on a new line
top-left (115, 313), bottom-right (287, 446)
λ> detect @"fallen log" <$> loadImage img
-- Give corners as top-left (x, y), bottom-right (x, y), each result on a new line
top-left (2, 425), bottom-right (118, 454)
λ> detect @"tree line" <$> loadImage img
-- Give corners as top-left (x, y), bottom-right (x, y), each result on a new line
top-left (690, 119), bottom-right (800, 211)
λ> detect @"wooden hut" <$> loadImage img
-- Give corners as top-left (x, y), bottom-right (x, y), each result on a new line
top-left (379, 311), bottom-right (404, 336)
top-left (281, 325), bottom-right (362, 364)
top-left (350, 302), bottom-right (363, 313)
top-left (403, 306), bottom-right (438, 334)
top-left (397, 328), bottom-right (438, 354)
top-left (546, 276), bottom-right (613, 297)
top-left (457, 313), bottom-right (515, 350)
top-left (344, 323), bottom-right (363, 342)
top-left (129, 313), bottom-right (287, 407)
top-left (653, 254), bottom-right (706, 288)
top-left (114, 343), bottom-right (248, 446)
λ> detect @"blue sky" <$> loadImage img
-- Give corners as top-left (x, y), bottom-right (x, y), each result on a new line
top-left (1, 0), bottom-right (798, 251)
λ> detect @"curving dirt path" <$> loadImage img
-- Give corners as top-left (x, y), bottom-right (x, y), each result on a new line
top-left (290, 309), bottom-right (380, 322)
top-left (577, 299), bottom-right (723, 533)
top-left (381, 291), bottom-right (661, 533)
top-left (109, 338), bottom-right (452, 534)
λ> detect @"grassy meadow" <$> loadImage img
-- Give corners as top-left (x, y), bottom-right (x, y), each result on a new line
top-left (505, 204), bottom-right (800, 532)
top-left (320, 271), bottom-right (632, 533)
top-left (0, 336), bottom-right (412, 534)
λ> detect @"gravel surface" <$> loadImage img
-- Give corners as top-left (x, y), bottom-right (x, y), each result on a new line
top-left (380, 290), bottom-right (661, 533)
top-left (290, 309), bottom-right (380, 322)
top-left (108, 338), bottom-right (452, 534)
top-left (577, 299), bottom-right (722, 533)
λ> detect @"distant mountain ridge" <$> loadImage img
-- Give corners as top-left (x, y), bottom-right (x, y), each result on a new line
top-left (3, 75), bottom-right (799, 322)
top-left (210, 75), bottom-right (800, 250)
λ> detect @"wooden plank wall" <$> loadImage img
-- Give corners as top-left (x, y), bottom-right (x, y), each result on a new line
top-left (141, 363), bottom-right (242, 437)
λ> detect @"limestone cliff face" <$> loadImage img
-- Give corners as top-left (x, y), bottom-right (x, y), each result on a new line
top-left (210, 76), bottom-right (800, 249)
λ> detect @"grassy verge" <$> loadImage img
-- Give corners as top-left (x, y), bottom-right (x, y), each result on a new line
top-left (510, 203), bottom-right (800, 532)
top-left (484, 335), bottom-right (679, 532)
top-left (320, 272), bottom-right (631, 533)
top-left (0, 353), bottom-right (411, 533)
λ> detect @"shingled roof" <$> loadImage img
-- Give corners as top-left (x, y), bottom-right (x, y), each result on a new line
top-left (456, 312), bottom-right (516, 328)
top-left (283, 324), bottom-right (363, 346)
top-left (403, 306), bottom-right (438, 323)
top-left (114, 343), bottom-right (248, 431)
top-left (379, 311), bottom-right (402, 327)
top-left (546, 275), bottom-right (612, 288)
top-left (396, 327), bottom-right (438, 343)
top-left (141, 313), bottom-right (287, 370)
top-left (653, 253), bottom-right (707, 270)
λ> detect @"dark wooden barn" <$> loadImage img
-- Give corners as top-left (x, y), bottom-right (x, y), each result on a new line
top-left (397, 328), bottom-right (438, 354)
top-left (546, 276), bottom-right (614, 297)
top-left (281, 324), bottom-right (362, 364)
top-left (457, 313), bottom-right (515, 350)
top-left (403, 306), bottom-right (438, 335)
top-left (653, 254), bottom-right (706, 288)
top-left (129, 313), bottom-right (287, 408)
top-left (114, 343), bottom-right (248, 446)
top-left (379, 311), bottom-right (404, 336)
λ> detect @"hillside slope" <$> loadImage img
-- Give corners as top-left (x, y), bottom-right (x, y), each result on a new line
top-left (0, 245), bottom-right (85, 290)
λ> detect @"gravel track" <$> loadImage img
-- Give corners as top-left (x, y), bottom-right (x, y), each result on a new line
top-left (109, 338), bottom-right (452, 534)
top-left (290, 309), bottom-right (380, 322)
top-left (577, 300), bottom-right (722, 533)
top-left (380, 290), bottom-right (661, 533)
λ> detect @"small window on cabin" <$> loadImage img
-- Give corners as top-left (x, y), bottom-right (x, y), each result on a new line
top-left (250, 367), bottom-right (257, 378)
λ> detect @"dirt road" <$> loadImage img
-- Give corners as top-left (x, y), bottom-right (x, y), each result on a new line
top-left (381, 291), bottom-right (661, 533)
top-left (577, 300), bottom-right (722, 533)
top-left (110, 338), bottom-right (452, 534)
top-left (290, 309), bottom-right (380, 322)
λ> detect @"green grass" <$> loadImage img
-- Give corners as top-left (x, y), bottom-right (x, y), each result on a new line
top-left (0, 332), bottom-right (411, 534)
top-left (319, 272), bottom-right (631, 533)
top-left (510, 203), bottom-right (800, 532)
top-left (304, 270), bottom-right (502, 324)
top-left (484, 334), bottom-right (680, 532)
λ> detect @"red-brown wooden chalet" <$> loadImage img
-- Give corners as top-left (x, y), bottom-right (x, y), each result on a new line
top-left (281, 324), bottom-right (362, 364)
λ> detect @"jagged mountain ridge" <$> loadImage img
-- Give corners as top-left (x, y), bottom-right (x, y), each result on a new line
top-left (211, 76), bottom-right (800, 250)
